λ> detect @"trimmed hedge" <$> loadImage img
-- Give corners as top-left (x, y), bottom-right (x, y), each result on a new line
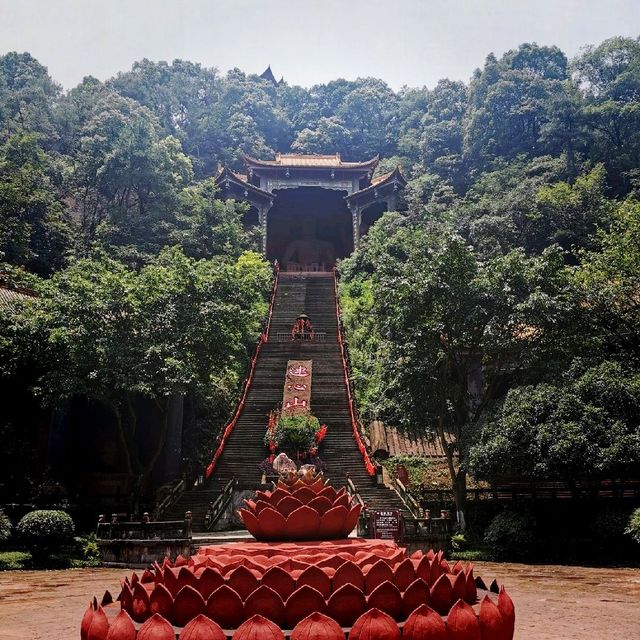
top-left (16, 510), bottom-right (75, 557)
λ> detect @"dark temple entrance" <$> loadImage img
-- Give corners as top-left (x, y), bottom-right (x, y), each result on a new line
top-left (266, 187), bottom-right (352, 269)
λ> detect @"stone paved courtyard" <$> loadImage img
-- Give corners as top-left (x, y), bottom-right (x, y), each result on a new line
top-left (0, 562), bottom-right (639, 639)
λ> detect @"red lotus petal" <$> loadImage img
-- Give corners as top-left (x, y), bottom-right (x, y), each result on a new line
top-left (430, 559), bottom-right (444, 586)
top-left (430, 573), bottom-right (453, 616)
top-left (239, 509), bottom-right (262, 539)
top-left (452, 571), bottom-right (467, 602)
top-left (206, 585), bottom-right (245, 629)
top-left (173, 585), bottom-right (205, 627)
top-left (286, 505), bottom-right (321, 540)
top-left (233, 614), bottom-right (285, 640)
top-left (291, 611), bottom-right (344, 640)
top-left (350, 608), bottom-right (401, 640)
top-left (119, 583), bottom-right (133, 613)
top-left (342, 503), bottom-right (362, 536)
top-left (87, 605), bottom-right (109, 640)
top-left (261, 565), bottom-right (296, 600)
top-left (402, 578), bottom-right (430, 619)
top-left (149, 584), bottom-right (174, 620)
top-left (479, 596), bottom-right (509, 640)
top-left (332, 493), bottom-right (350, 509)
top-left (141, 570), bottom-right (155, 584)
top-left (163, 558), bottom-right (174, 569)
top-left (244, 585), bottom-right (286, 627)
top-left (367, 581), bottom-right (403, 620)
top-left (327, 582), bottom-right (367, 626)
top-left (452, 561), bottom-right (464, 575)
top-left (137, 613), bottom-right (177, 640)
top-left (319, 505), bottom-right (348, 539)
top-left (416, 556), bottom-right (431, 583)
top-left (446, 599), bottom-right (481, 639)
top-left (244, 499), bottom-right (257, 512)
top-left (227, 565), bottom-right (260, 600)
top-left (307, 496), bottom-right (333, 516)
top-left (178, 567), bottom-right (199, 591)
top-left (402, 604), bottom-right (446, 639)
top-left (440, 559), bottom-right (451, 574)
top-left (198, 567), bottom-right (225, 601)
top-left (497, 588), bottom-right (515, 639)
top-left (333, 560), bottom-right (365, 591)
top-left (364, 560), bottom-right (394, 595)
top-left (285, 585), bottom-right (327, 629)
top-left (268, 488), bottom-right (290, 505)
top-left (426, 550), bottom-right (435, 561)
top-left (335, 487), bottom-right (346, 498)
top-left (179, 613), bottom-right (226, 640)
top-left (106, 610), bottom-right (136, 640)
top-left (258, 507), bottom-right (287, 541)
top-left (255, 490), bottom-right (271, 502)
top-left (309, 477), bottom-right (326, 493)
top-left (276, 495), bottom-right (304, 517)
top-left (297, 565), bottom-right (330, 598)
top-left (81, 601), bottom-right (93, 640)
top-left (255, 500), bottom-right (273, 514)
top-left (163, 568), bottom-right (179, 597)
top-left (175, 555), bottom-right (189, 567)
top-left (318, 486), bottom-right (337, 502)
top-left (131, 572), bottom-right (140, 586)
top-left (132, 582), bottom-right (151, 623)
top-left (393, 558), bottom-right (416, 592)
top-left (292, 486), bottom-right (316, 503)
top-left (464, 572), bottom-right (477, 605)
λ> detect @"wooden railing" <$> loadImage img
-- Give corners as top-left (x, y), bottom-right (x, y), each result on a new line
top-left (394, 477), bottom-right (422, 519)
top-left (204, 477), bottom-right (237, 531)
top-left (153, 478), bottom-right (186, 520)
top-left (96, 511), bottom-right (192, 540)
top-left (274, 332), bottom-right (327, 342)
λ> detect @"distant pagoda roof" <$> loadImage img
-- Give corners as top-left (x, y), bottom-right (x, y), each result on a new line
top-left (260, 65), bottom-right (279, 85)
top-left (244, 152), bottom-right (379, 171)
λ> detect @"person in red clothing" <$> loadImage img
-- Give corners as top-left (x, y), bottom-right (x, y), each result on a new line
top-left (291, 313), bottom-right (315, 340)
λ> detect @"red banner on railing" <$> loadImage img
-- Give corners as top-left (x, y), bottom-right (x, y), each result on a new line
top-left (333, 270), bottom-right (377, 476)
top-left (205, 263), bottom-right (280, 479)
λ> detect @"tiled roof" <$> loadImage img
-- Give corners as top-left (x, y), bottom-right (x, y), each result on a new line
top-left (244, 152), bottom-right (379, 170)
top-left (214, 165), bottom-right (273, 198)
top-left (0, 286), bottom-right (32, 313)
top-left (370, 420), bottom-right (447, 458)
top-left (345, 166), bottom-right (407, 200)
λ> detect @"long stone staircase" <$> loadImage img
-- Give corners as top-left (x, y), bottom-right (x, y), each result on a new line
top-left (164, 272), bottom-right (409, 532)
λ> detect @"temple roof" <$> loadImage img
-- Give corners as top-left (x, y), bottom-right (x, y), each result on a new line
top-left (345, 166), bottom-right (407, 201)
top-left (260, 65), bottom-right (278, 85)
top-left (214, 165), bottom-right (274, 201)
top-left (244, 152), bottom-right (379, 171)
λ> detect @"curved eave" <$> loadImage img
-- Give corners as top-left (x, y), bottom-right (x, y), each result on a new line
top-left (243, 153), bottom-right (380, 171)
top-left (214, 166), bottom-right (274, 204)
top-left (345, 166), bottom-right (407, 202)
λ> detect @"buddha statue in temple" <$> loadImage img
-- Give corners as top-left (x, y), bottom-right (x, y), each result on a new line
top-left (282, 220), bottom-right (335, 268)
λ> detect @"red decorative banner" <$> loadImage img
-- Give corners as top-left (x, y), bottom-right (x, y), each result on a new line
top-left (283, 360), bottom-right (312, 412)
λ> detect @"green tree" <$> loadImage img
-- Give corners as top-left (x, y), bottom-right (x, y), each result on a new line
top-left (341, 219), bottom-right (575, 527)
top-left (25, 248), bottom-right (270, 502)
top-left (0, 132), bottom-right (70, 275)
top-left (470, 361), bottom-right (640, 483)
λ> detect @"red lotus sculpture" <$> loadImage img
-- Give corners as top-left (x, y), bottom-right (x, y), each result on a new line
top-left (81, 471), bottom-right (514, 638)
top-left (238, 474), bottom-right (362, 541)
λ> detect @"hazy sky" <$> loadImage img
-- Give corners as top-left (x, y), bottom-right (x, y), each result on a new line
top-left (1, 0), bottom-right (639, 91)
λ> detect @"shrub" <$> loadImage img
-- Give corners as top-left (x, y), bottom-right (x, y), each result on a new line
top-left (484, 510), bottom-right (535, 560)
top-left (450, 533), bottom-right (468, 552)
top-left (626, 508), bottom-right (640, 544)
top-left (0, 510), bottom-right (11, 543)
top-left (16, 510), bottom-right (75, 559)
top-left (266, 412), bottom-right (321, 454)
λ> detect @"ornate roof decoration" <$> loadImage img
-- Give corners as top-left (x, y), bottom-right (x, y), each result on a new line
top-left (345, 166), bottom-right (407, 202)
top-left (244, 152), bottom-right (379, 171)
top-left (214, 164), bottom-right (274, 205)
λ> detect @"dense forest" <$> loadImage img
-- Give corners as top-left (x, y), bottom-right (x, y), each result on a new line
top-left (1, 37), bottom-right (639, 519)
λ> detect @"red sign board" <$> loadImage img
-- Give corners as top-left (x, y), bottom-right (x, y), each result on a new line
top-left (372, 510), bottom-right (401, 541)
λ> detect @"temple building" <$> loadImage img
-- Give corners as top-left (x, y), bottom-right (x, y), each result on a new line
top-left (214, 153), bottom-right (406, 270)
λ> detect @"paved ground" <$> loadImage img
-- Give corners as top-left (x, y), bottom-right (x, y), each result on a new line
top-left (0, 562), bottom-right (639, 639)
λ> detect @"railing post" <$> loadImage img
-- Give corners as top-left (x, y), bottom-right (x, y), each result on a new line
top-left (184, 511), bottom-right (192, 539)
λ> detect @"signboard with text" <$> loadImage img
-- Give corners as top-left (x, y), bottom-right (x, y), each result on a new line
top-left (372, 509), bottom-right (401, 541)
